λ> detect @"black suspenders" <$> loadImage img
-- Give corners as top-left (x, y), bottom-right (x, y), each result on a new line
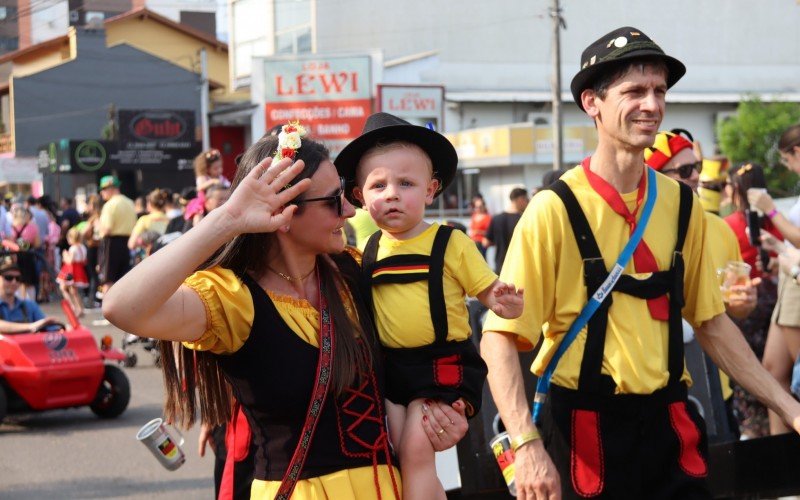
top-left (362, 225), bottom-right (454, 346)
top-left (549, 179), bottom-right (694, 393)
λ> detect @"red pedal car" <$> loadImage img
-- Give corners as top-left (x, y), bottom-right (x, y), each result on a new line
top-left (0, 301), bottom-right (130, 422)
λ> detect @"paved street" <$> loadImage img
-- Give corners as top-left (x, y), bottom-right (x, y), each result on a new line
top-left (0, 303), bottom-right (215, 499)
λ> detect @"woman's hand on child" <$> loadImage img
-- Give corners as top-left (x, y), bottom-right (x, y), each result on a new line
top-left (490, 281), bottom-right (524, 319)
top-left (421, 399), bottom-right (468, 451)
top-left (219, 156), bottom-right (311, 237)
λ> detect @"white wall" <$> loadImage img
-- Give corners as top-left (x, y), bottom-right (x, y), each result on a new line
top-left (31, 0), bottom-right (69, 45)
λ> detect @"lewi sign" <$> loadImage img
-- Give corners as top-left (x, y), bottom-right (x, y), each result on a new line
top-left (377, 85), bottom-right (445, 130)
top-left (263, 55), bottom-right (372, 156)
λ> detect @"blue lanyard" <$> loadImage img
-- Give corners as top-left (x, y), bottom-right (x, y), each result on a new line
top-left (532, 167), bottom-right (659, 424)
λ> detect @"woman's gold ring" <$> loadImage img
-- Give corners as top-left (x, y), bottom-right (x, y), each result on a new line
top-left (437, 428), bottom-right (445, 436)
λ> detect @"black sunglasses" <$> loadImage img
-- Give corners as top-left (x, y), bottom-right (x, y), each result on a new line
top-left (293, 177), bottom-right (345, 217)
top-left (2, 274), bottom-right (21, 282)
top-left (661, 161), bottom-right (702, 179)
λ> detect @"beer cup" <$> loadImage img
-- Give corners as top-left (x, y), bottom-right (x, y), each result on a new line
top-left (718, 261), bottom-right (751, 303)
top-left (136, 418), bottom-right (186, 471)
top-left (489, 431), bottom-right (517, 496)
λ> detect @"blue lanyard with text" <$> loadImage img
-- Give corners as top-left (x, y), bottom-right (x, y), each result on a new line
top-left (532, 167), bottom-right (658, 424)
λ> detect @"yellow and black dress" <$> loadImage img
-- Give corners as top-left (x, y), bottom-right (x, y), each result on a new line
top-left (183, 260), bottom-right (401, 499)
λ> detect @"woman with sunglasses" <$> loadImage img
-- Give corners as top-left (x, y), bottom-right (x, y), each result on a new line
top-left (746, 124), bottom-right (800, 436)
top-left (103, 131), bottom-right (468, 499)
top-left (195, 148), bottom-right (231, 193)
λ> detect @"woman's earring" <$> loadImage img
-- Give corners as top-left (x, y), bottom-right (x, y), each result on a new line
top-left (282, 225), bottom-right (290, 232)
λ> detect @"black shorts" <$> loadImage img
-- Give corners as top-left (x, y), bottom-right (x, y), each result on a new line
top-left (540, 382), bottom-right (711, 499)
top-left (383, 338), bottom-right (487, 417)
top-left (100, 236), bottom-right (131, 284)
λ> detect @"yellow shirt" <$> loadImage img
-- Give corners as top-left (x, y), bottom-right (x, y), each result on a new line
top-left (483, 167), bottom-right (725, 394)
top-left (705, 211), bottom-right (742, 273)
top-left (182, 266), bottom-right (357, 353)
top-left (349, 208), bottom-right (380, 250)
top-left (181, 264), bottom-right (400, 498)
top-left (372, 223), bottom-right (497, 349)
top-left (131, 211), bottom-right (171, 239)
top-left (704, 211), bottom-right (742, 401)
top-left (99, 194), bottom-right (137, 236)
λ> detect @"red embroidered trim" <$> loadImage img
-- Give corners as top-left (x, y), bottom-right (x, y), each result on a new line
top-left (668, 402), bottom-right (708, 477)
top-left (275, 273), bottom-right (335, 500)
top-left (335, 337), bottom-right (400, 500)
top-left (570, 409), bottom-right (605, 497)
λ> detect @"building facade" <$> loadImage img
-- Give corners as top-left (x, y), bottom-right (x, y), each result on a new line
top-left (229, 0), bottom-right (800, 213)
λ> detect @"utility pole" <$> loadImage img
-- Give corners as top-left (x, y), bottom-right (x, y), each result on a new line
top-left (199, 48), bottom-right (210, 150)
top-left (550, 0), bottom-right (565, 171)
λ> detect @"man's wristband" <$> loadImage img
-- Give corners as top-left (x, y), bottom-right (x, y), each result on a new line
top-left (511, 429), bottom-right (541, 451)
top-left (767, 208), bottom-right (779, 219)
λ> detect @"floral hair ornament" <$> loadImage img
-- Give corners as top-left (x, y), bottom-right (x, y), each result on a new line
top-left (736, 163), bottom-right (754, 177)
top-left (274, 121), bottom-right (309, 162)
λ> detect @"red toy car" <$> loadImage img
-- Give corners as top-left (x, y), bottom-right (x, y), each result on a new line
top-left (0, 301), bottom-right (130, 422)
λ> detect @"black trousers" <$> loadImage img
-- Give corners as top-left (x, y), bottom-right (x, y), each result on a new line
top-left (540, 383), bottom-right (711, 500)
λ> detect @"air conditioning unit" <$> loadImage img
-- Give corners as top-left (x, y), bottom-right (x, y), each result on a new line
top-left (527, 112), bottom-right (550, 126)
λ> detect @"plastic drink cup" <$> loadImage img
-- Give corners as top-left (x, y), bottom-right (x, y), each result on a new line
top-left (136, 418), bottom-right (186, 471)
top-left (719, 261), bottom-right (751, 303)
top-left (489, 431), bottom-right (517, 496)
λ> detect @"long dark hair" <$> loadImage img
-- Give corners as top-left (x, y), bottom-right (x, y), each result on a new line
top-left (729, 162), bottom-right (767, 211)
top-left (161, 134), bottom-right (376, 428)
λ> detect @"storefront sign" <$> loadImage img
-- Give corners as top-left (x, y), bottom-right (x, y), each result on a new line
top-left (37, 139), bottom-right (112, 173)
top-left (377, 85), bottom-right (445, 129)
top-left (263, 55), bottom-right (372, 155)
top-left (38, 137), bottom-right (199, 173)
top-left (119, 110), bottom-right (195, 149)
top-left (74, 140), bottom-right (107, 171)
top-left (115, 109), bottom-right (200, 169)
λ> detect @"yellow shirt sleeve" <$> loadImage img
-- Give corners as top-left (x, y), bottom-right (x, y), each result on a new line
top-left (681, 198), bottom-right (726, 329)
top-left (182, 267), bottom-right (255, 354)
top-left (446, 228), bottom-right (498, 297)
top-left (131, 215), bottom-right (148, 239)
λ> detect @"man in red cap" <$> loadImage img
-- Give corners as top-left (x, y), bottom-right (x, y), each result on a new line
top-left (645, 130), bottom-right (758, 321)
top-left (481, 26), bottom-right (800, 499)
top-left (645, 129), bottom-right (759, 441)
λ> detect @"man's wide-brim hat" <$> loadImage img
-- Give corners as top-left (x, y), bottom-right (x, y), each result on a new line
top-left (570, 26), bottom-right (686, 112)
top-left (335, 112), bottom-right (458, 206)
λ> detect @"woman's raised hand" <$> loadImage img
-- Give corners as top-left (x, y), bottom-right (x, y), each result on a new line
top-left (747, 188), bottom-right (775, 214)
top-left (221, 156), bottom-right (312, 236)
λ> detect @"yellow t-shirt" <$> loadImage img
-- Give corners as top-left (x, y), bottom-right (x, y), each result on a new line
top-left (483, 167), bottom-right (725, 394)
top-left (705, 211), bottom-right (742, 273)
top-left (704, 211), bottom-right (742, 401)
top-left (99, 194), bottom-right (137, 236)
top-left (349, 207), bottom-right (380, 250)
top-left (372, 223), bottom-right (497, 349)
top-left (131, 211), bottom-right (171, 239)
top-left (181, 264), bottom-right (401, 498)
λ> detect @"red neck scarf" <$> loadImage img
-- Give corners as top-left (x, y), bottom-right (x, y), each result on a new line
top-left (581, 157), bottom-right (669, 320)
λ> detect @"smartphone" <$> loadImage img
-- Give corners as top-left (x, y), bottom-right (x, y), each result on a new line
top-left (746, 209), bottom-right (761, 248)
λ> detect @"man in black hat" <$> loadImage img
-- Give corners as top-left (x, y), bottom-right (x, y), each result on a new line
top-left (481, 26), bottom-right (800, 499)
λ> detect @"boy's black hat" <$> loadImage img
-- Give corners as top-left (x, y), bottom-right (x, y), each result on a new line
top-left (570, 26), bottom-right (685, 111)
top-left (335, 112), bottom-right (458, 206)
